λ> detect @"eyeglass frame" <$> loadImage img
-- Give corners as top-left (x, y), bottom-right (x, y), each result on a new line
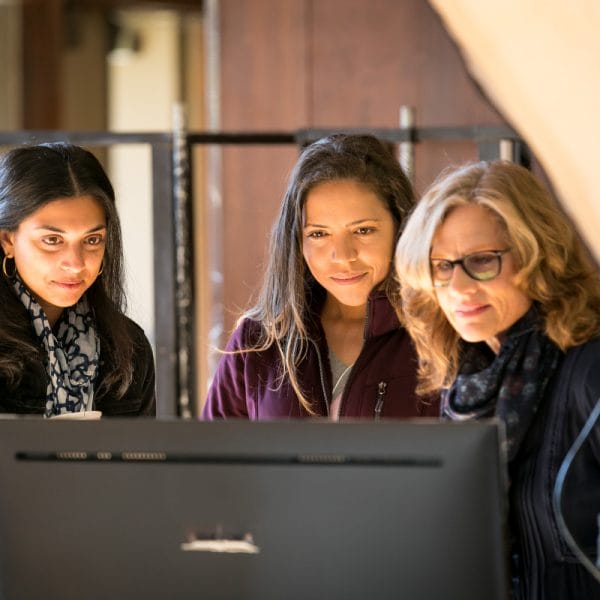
top-left (430, 248), bottom-right (512, 288)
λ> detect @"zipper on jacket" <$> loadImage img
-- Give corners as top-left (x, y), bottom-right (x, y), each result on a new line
top-left (374, 381), bottom-right (387, 421)
top-left (310, 338), bottom-right (330, 417)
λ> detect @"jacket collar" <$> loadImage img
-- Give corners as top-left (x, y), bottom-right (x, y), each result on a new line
top-left (308, 287), bottom-right (400, 340)
top-left (364, 289), bottom-right (400, 339)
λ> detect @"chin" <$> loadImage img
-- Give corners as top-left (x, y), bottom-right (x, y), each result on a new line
top-left (334, 294), bottom-right (369, 308)
top-left (456, 328), bottom-right (489, 344)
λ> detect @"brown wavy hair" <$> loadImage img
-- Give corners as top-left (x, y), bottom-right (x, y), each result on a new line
top-left (395, 160), bottom-right (600, 395)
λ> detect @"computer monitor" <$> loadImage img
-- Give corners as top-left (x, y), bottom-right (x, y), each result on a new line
top-left (0, 418), bottom-right (508, 600)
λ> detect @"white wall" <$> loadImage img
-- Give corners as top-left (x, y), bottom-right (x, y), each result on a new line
top-left (107, 9), bottom-right (182, 346)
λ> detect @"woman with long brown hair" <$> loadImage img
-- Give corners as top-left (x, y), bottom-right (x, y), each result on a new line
top-left (203, 134), bottom-right (437, 420)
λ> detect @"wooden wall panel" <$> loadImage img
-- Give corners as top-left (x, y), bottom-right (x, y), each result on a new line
top-left (219, 0), bottom-right (308, 331)
top-left (22, 0), bottom-right (63, 129)
top-left (310, 0), bottom-right (505, 192)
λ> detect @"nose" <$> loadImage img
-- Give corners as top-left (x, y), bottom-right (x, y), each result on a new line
top-left (60, 244), bottom-right (86, 273)
top-left (446, 264), bottom-right (478, 296)
top-left (331, 234), bottom-right (358, 263)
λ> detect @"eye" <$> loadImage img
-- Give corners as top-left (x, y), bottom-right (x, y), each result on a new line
top-left (85, 234), bottom-right (105, 246)
top-left (467, 252), bottom-right (496, 267)
top-left (431, 260), bottom-right (453, 274)
top-left (306, 230), bottom-right (327, 239)
top-left (355, 226), bottom-right (375, 235)
top-left (41, 235), bottom-right (62, 246)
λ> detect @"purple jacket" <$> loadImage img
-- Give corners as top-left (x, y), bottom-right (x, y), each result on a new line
top-left (202, 291), bottom-right (439, 420)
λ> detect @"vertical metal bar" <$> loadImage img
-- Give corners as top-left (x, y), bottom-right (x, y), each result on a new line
top-left (172, 103), bottom-right (194, 419)
top-left (204, 0), bottom-right (225, 393)
top-left (499, 139), bottom-right (514, 161)
top-left (512, 141), bottom-right (531, 168)
top-left (499, 139), bottom-right (531, 168)
top-left (152, 140), bottom-right (178, 417)
top-left (399, 105), bottom-right (415, 182)
top-left (479, 139), bottom-right (529, 165)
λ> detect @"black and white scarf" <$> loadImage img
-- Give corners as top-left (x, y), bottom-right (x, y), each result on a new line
top-left (442, 307), bottom-right (562, 461)
top-left (13, 275), bottom-right (100, 417)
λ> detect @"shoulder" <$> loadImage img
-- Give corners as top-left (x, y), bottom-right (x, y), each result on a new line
top-left (100, 313), bottom-right (153, 356)
top-left (562, 338), bottom-right (600, 378)
top-left (557, 337), bottom-right (600, 411)
top-left (123, 316), bottom-right (153, 351)
top-left (224, 317), bottom-right (265, 352)
top-left (119, 316), bottom-right (155, 378)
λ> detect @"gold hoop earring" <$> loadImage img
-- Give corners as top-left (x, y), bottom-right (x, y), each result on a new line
top-left (2, 255), bottom-right (16, 279)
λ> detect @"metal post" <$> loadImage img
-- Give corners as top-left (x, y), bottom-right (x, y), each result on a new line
top-left (204, 0), bottom-right (225, 395)
top-left (399, 105), bottom-right (415, 182)
top-left (499, 139), bottom-right (514, 161)
top-left (151, 139), bottom-right (178, 417)
top-left (172, 103), bottom-right (194, 419)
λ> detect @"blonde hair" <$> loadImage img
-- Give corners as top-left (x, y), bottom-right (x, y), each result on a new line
top-left (395, 160), bottom-right (600, 395)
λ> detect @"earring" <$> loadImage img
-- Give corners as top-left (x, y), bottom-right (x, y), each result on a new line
top-left (2, 255), bottom-right (16, 279)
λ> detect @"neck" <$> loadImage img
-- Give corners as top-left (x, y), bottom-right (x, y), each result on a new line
top-left (37, 298), bottom-right (64, 328)
top-left (321, 294), bottom-right (366, 324)
top-left (485, 336), bottom-right (501, 355)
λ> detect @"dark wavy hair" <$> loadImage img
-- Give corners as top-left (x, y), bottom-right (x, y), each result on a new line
top-left (0, 142), bottom-right (136, 396)
top-left (242, 134), bottom-right (415, 412)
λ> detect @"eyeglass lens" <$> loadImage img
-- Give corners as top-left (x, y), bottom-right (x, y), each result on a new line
top-left (431, 251), bottom-right (503, 285)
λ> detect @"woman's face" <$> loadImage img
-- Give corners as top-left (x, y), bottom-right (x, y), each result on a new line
top-left (430, 203), bottom-right (532, 353)
top-left (302, 179), bottom-right (396, 314)
top-left (0, 195), bottom-right (107, 325)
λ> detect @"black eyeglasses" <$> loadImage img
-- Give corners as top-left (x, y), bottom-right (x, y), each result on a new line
top-left (430, 249), bottom-right (511, 288)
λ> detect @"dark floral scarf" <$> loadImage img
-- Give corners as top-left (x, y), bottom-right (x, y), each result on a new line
top-left (13, 275), bottom-right (100, 418)
top-left (442, 306), bottom-right (562, 461)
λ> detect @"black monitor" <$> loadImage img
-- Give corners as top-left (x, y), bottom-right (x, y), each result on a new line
top-left (0, 418), bottom-right (508, 600)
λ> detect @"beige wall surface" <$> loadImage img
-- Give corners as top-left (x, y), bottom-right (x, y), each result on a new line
top-left (108, 9), bottom-right (183, 347)
top-left (430, 0), bottom-right (600, 264)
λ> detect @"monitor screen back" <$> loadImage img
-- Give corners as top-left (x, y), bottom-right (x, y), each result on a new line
top-left (0, 418), bottom-right (508, 600)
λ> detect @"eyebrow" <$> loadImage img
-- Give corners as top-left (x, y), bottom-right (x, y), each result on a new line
top-left (430, 247), bottom-right (500, 260)
top-left (35, 224), bottom-right (107, 234)
top-left (303, 217), bottom-right (382, 228)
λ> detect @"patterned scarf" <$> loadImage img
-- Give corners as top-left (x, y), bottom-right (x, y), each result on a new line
top-left (13, 275), bottom-right (100, 417)
top-left (442, 306), bottom-right (562, 461)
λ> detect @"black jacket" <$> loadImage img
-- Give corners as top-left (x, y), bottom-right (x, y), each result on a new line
top-left (510, 337), bottom-right (600, 599)
top-left (0, 317), bottom-right (156, 417)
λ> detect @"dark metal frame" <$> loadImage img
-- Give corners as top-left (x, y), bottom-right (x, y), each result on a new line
top-left (0, 124), bottom-right (523, 417)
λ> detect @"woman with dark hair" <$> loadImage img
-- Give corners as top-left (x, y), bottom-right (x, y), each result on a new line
top-left (395, 160), bottom-right (600, 598)
top-left (203, 134), bottom-right (437, 419)
top-left (0, 142), bottom-right (155, 417)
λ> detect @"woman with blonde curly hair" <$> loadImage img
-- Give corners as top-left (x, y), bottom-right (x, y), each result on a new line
top-left (395, 160), bottom-right (600, 599)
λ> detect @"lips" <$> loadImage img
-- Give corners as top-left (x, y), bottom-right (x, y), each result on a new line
top-left (53, 280), bottom-right (84, 290)
top-left (330, 272), bottom-right (367, 285)
top-left (455, 304), bottom-right (489, 318)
